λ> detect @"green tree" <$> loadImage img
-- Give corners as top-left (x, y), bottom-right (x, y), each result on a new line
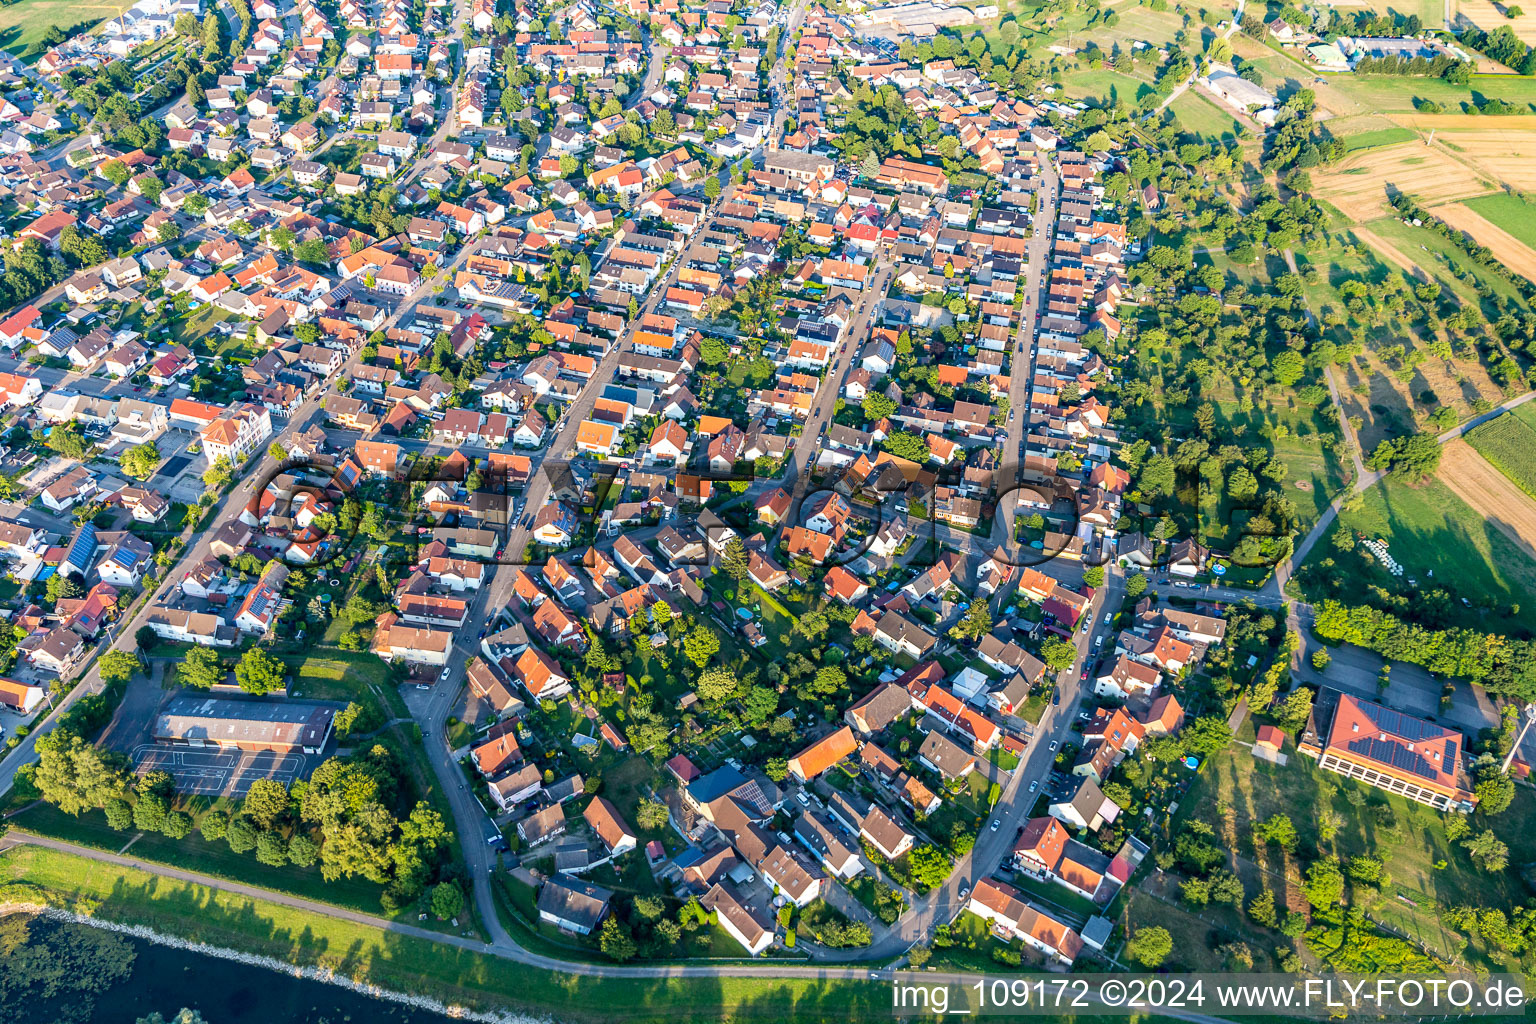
top-left (430, 880), bottom-right (466, 919)
top-left (104, 798), bottom-right (134, 830)
top-left (702, 176), bottom-right (721, 201)
top-left (883, 431), bottom-right (930, 463)
top-left (682, 625), bottom-right (720, 667)
top-left (1082, 565), bottom-right (1105, 588)
top-left (906, 844), bottom-right (950, 890)
top-left (161, 810), bottom-right (194, 840)
top-left (179, 646), bottom-right (224, 689)
top-left (288, 834), bottom-right (319, 867)
top-left (1040, 636), bottom-right (1077, 672)
top-left (1125, 573), bottom-right (1148, 597)
top-left (199, 810), bottom-right (228, 842)
top-left (1127, 926), bottom-right (1173, 967)
top-left (119, 442), bottom-right (161, 480)
top-left (234, 648), bottom-right (286, 695)
top-left (1463, 829), bottom-right (1509, 871)
top-left (1301, 857), bottom-right (1345, 910)
top-left (598, 916), bottom-right (638, 961)
top-left (1248, 889), bottom-right (1278, 927)
top-left (719, 538), bottom-right (750, 586)
top-left (243, 778), bottom-right (290, 830)
top-left (636, 800), bottom-right (670, 831)
top-left (32, 735), bottom-right (131, 815)
top-left (97, 650), bottom-right (140, 685)
top-left (950, 600), bottom-right (993, 642)
top-left (695, 666), bottom-right (736, 701)
top-left (255, 830), bottom-right (289, 866)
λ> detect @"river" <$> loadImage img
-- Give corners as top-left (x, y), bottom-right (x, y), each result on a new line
top-left (0, 914), bottom-right (490, 1024)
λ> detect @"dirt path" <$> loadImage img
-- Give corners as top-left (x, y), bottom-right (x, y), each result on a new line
top-left (1438, 438), bottom-right (1536, 560)
top-left (1350, 225), bottom-right (1427, 280)
top-left (1430, 202), bottom-right (1536, 282)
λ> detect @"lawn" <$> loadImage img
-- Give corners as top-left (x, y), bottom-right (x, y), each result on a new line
top-left (170, 304), bottom-right (236, 353)
top-left (1340, 126), bottom-right (1418, 152)
top-left (1175, 728), bottom-right (1536, 968)
top-left (6, 802), bottom-right (390, 915)
top-left (1311, 474), bottom-right (1536, 634)
top-left (0, 844), bottom-right (907, 1024)
top-left (283, 649), bottom-right (409, 719)
top-left (1463, 191), bottom-right (1536, 251)
top-left (0, 0), bottom-right (104, 61)
top-left (1056, 67), bottom-right (1154, 108)
top-left (1363, 215), bottom-right (1531, 308)
top-left (1168, 91), bottom-right (1245, 142)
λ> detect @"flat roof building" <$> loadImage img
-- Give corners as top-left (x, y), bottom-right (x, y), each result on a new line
top-left (153, 696), bottom-right (334, 755)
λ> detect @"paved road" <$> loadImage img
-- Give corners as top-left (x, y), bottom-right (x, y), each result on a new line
top-left (778, 261), bottom-right (895, 527)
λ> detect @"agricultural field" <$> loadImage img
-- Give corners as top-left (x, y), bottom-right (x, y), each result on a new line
top-left (1453, 0), bottom-right (1536, 43)
top-left (1463, 190), bottom-right (1536, 249)
top-left (1428, 201), bottom-right (1536, 282)
top-left (0, 0), bottom-right (104, 60)
top-left (1438, 437), bottom-right (1536, 560)
top-left (1311, 141), bottom-right (1495, 222)
top-left (1464, 408), bottom-right (1536, 499)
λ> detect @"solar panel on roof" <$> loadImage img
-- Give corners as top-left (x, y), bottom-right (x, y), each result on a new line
top-left (1347, 737), bottom-right (1439, 781)
top-left (1355, 698), bottom-right (1445, 743)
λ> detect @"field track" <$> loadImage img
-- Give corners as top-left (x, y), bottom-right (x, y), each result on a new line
top-left (1437, 438), bottom-right (1536, 561)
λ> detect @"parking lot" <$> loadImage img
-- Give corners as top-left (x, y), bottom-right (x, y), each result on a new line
top-left (130, 744), bottom-right (311, 797)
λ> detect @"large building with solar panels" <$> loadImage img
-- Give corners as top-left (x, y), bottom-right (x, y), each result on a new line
top-left (1299, 687), bottom-right (1477, 812)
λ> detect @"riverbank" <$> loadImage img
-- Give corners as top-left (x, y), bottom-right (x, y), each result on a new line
top-left (0, 844), bottom-right (891, 1024)
top-left (0, 909), bottom-right (510, 1024)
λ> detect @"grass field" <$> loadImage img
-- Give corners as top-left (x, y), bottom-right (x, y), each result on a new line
top-left (1056, 67), bottom-right (1154, 107)
top-left (6, 803), bottom-right (391, 916)
top-left (1326, 475), bottom-right (1536, 633)
top-left (0, 845), bottom-right (908, 1024)
top-left (1362, 214), bottom-right (1531, 306)
top-left (1169, 90), bottom-right (1246, 141)
top-left (1340, 126), bottom-right (1418, 152)
top-left (1176, 723), bottom-right (1536, 968)
top-left (1463, 191), bottom-right (1536, 250)
top-left (0, 0), bottom-right (103, 61)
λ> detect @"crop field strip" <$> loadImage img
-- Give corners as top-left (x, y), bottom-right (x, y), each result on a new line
top-left (1465, 410), bottom-right (1536, 499)
top-left (1428, 201), bottom-right (1536, 282)
top-left (1438, 437), bottom-right (1536, 562)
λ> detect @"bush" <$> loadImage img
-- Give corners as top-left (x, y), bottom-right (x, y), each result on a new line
top-left (160, 810), bottom-right (194, 839)
top-left (288, 834), bottom-right (319, 867)
top-left (255, 831), bottom-right (288, 866)
top-left (198, 810), bottom-right (228, 842)
top-left (104, 798), bottom-right (133, 831)
top-left (225, 817), bottom-right (257, 854)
